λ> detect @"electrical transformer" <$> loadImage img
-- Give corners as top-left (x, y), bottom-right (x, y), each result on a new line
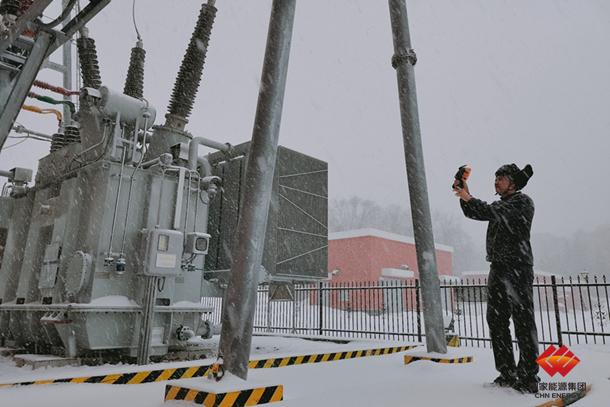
top-left (0, 0), bottom-right (327, 361)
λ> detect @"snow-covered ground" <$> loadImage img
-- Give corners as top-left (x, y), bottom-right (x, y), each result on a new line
top-left (0, 335), bottom-right (608, 406)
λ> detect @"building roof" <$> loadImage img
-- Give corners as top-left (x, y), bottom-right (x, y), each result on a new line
top-left (328, 228), bottom-right (454, 252)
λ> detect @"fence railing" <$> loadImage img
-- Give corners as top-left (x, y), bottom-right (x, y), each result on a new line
top-left (202, 275), bottom-right (610, 347)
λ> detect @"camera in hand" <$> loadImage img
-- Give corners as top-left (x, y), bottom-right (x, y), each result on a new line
top-left (452, 165), bottom-right (471, 190)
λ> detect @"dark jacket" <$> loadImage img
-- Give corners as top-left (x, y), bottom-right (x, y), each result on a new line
top-left (460, 192), bottom-right (534, 266)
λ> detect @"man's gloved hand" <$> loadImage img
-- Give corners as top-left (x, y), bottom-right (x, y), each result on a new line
top-left (453, 179), bottom-right (472, 202)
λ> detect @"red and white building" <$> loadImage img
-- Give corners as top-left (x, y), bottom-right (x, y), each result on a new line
top-left (324, 229), bottom-right (454, 311)
top-left (328, 228), bottom-right (454, 282)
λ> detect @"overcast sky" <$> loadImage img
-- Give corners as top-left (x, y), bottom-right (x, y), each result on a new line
top-left (1, 0), bottom-right (609, 239)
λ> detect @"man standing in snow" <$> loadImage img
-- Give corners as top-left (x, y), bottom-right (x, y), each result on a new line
top-left (453, 164), bottom-right (540, 393)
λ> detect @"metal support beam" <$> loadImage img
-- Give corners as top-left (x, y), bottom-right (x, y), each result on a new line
top-left (52, 0), bottom-right (111, 54)
top-left (0, 1), bottom-right (109, 57)
top-left (0, 31), bottom-right (54, 151)
top-left (43, 60), bottom-right (67, 73)
top-left (0, 1), bottom-right (110, 151)
top-left (218, 0), bottom-right (296, 380)
top-left (136, 275), bottom-right (158, 365)
top-left (388, 0), bottom-right (447, 354)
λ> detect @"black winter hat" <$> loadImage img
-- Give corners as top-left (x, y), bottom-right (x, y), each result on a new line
top-left (495, 163), bottom-right (533, 190)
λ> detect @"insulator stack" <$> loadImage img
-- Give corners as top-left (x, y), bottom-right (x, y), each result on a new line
top-left (64, 124), bottom-right (80, 144)
top-left (123, 42), bottom-right (146, 99)
top-left (0, 0), bottom-right (20, 15)
top-left (77, 35), bottom-right (102, 89)
top-left (50, 125), bottom-right (79, 153)
top-left (166, 1), bottom-right (217, 125)
top-left (50, 132), bottom-right (66, 152)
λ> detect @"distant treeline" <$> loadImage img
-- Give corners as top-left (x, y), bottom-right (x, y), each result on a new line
top-left (328, 197), bottom-right (478, 274)
top-left (329, 197), bottom-right (610, 276)
top-left (532, 226), bottom-right (610, 276)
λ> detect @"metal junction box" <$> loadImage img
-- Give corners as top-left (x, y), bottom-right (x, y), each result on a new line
top-left (142, 229), bottom-right (183, 276)
top-left (185, 232), bottom-right (211, 256)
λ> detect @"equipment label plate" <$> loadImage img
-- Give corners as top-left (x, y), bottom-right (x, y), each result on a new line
top-left (155, 253), bottom-right (176, 268)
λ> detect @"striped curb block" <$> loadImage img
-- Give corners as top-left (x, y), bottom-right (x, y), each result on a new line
top-left (164, 383), bottom-right (283, 406)
top-left (403, 355), bottom-right (474, 365)
top-left (247, 345), bottom-right (418, 369)
top-left (0, 345), bottom-right (419, 388)
top-left (0, 364), bottom-right (212, 388)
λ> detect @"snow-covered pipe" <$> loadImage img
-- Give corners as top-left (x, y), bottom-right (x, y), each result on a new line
top-left (187, 136), bottom-right (230, 172)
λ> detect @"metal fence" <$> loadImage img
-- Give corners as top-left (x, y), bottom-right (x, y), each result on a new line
top-left (202, 275), bottom-right (610, 347)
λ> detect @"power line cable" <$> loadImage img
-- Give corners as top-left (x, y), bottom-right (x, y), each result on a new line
top-left (2, 138), bottom-right (28, 150)
top-left (132, 0), bottom-right (142, 41)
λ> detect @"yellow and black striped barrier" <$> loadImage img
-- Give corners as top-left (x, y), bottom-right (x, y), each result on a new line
top-left (0, 364), bottom-right (213, 388)
top-left (164, 383), bottom-right (283, 406)
top-left (403, 355), bottom-right (473, 365)
top-left (247, 345), bottom-right (418, 369)
top-left (0, 345), bottom-right (418, 388)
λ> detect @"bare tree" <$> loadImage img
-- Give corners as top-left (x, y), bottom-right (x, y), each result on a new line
top-left (329, 196), bottom-right (413, 236)
top-left (532, 225), bottom-right (610, 276)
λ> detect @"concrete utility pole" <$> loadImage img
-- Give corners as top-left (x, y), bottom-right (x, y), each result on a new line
top-left (218, 0), bottom-right (297, 380)
top-left (388, 0), bottom-right (447, 354)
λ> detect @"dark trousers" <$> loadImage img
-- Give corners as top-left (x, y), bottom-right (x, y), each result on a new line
top-left (486, 262), bottom-right (539, 380)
